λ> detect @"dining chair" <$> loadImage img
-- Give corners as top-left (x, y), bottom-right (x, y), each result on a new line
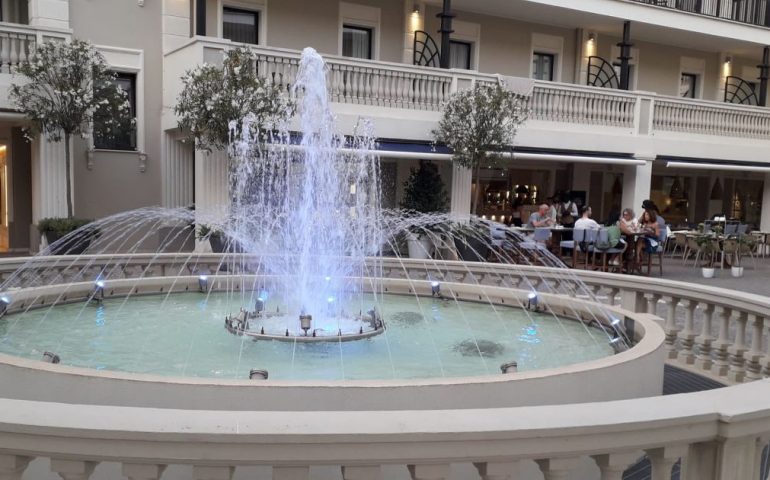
top-left (737, 224), bottom-right (748, 235)
top-left (724, 223), bottom-right (738, 235)
top-left (591, 228), bottom-right (626, 272)
top-left (561, 229), bottom-right (582, 268)
top-left (671, 232), bottom-right (688, 259)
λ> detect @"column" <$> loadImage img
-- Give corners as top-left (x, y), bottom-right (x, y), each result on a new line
top-left (592, 452), bottom-right (641, 480)
top-left (407, 464), bottom-right (450, 480)
top-left (28, 0), bottom-right (70, 29)
top-left (535, 457), bottom-right (581, 480)
top-left (450, 165), bottom-right (472, 221)
top-left (194, 148), bottom-right (229, 251)
top-left (677, 301), bottom-right (698, 365)
top-left (162, 0), bottom-right (191, 53)
top-left (163, 134), bottom-right (194, 208)
top-left (694, 304), bottom-right (715, 371)
top-left (0, 455), bottom-right (32, 480)
top-left (31, 135), bottom-right (69, 222)
top-left (621, 159), bottom-right (652, 215)
top-left (761, 172), bottom-right (770, 232)
top-left (50, 459), bottom-right (97, 480)
top-left (473, 461), bottom-right (520, 480)
top-left (122, 463), bottom-right (166, 480)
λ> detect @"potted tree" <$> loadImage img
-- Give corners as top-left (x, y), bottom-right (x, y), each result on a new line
top-left (727, 234), bottom-right (756, 278)
top-left (433, 83), bottom-right (529, 215)
top-left (695, 234), bottom-right (718, 278)
top-left (10, 40), bottom-right (133, 241)
top-left (400, 160), bottom-right (448, 259)
top-left (37, 218), bottom-right (96, 255)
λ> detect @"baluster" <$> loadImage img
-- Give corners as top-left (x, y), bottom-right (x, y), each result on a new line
top-left (473, 461), bottom-right (521, 480)
top-left (372, 71), bottom-right (382, 107)
top-left (592, 452), bottom-right (641, 480)
top-left (728, 311), bottom-right (750, 382)
top-left (404, 72), bottom-right (414, 109)
top-left (745, 316), bottom-right (765, 381)
top-left (677, 300), bottom-right (698, 365)
top-left (330, 64), bottom-right (341, 103)
top-left (363, 67), bottom-right (373, 105)
top-left (414, 74), bottom-right (424, 109)
top-left (384, 72), bottom-right (394, 108)
top-left (535, 458), bottom-right (582, 480)
top-left (711, 306), bottom-right (732, 377)
top-left (664, 297), bottom-right (681, 359)
top-left (646, 445), bottom-right (687, 480)
top-left (17, 35), bottom-right (29, 64)
top-left (607, 288), bottom-right (620, 306)
top-left (50, 459), bottom-right (98, 480)
top-left (646, 293), bottom-right (661, 316)
top-left (8, 34), bottom-right (19, 70)
top-left (342, 66), bottom-right (353, 104)
top-left (0, 32), bottom-right (10, 74)
top-left (695, 304), bottom-right (715, 371)
top-left (762, 322), bottom-right (770, 378)
top-left (0, 454), bottom-right (32, 480)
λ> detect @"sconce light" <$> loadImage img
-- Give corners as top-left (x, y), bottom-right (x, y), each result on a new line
top-left (413, 4), bottom-right (420, 14)
top-left (588, 33), bottom-right (596, 43)
top-left (725, 55), bottom-right (733, 65)
top-left (137, 0), bottom-right (144, 5)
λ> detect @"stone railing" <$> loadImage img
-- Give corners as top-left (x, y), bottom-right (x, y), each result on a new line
top-left (165, 38), bottom-right (770, 143)
top-left (0, 254), bottom-right (769, 479)
top-left (0, 22), bottom-right (70, 73)
top-left (653, 97), bottom-right (770, 138)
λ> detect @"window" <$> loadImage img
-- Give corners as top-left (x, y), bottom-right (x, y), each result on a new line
top-left (532, 52), bottom-right (555, 81)
top-left (680, 73), bottom-right (697, 98)
top-left (342, 25), bottom-right (372, 59)
top-left (449, 40), bottom-right (472, 70)
top-left (94, 73), bottom-right (136, 151)
top-left (223, 7), bottom-right (259, 45)
top-left (613, 63), bottom-right (636, 89)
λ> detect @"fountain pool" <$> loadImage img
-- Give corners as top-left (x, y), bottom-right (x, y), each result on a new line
top-left (0, 291), bottom-right (612, 381)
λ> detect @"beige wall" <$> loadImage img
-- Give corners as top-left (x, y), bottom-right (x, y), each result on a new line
top-left (69, 0), bottom-right (163, 219)
top-left (423, 6), bottom-right (578, 83)
top-left (267, 0), bottom-right (403, 62)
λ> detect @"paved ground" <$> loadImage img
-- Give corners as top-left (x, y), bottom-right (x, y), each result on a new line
top-left (653, 251), bottom-right (770, 297)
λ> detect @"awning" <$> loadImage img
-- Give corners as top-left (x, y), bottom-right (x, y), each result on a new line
top-left (665, 160), bottom-right (770, 173)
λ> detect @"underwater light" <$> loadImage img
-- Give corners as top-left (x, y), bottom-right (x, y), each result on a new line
top-left (500, 360), bottom-right (518, 374)
top-left (255, 297), bottom-right (265, 313)
top-left (93, 280), bottom-right (105, 302)
top-left (42, 351), bottom-right (60, 364)
top-left (0, 295), bottom-right (9, 316)
top-left (327, 296), bottom-right (335, 303)
top-left (431, 281), bottom-right (441, 297)
top-left (249, 369), bottom-right (269, 380)
top-left (198, 275), bottom-right (208, 292)
top-left (527, 292), bottom-right (539, 311)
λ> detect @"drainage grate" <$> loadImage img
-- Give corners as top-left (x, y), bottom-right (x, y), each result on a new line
top-left (663, 364), bottom-right (725, 395)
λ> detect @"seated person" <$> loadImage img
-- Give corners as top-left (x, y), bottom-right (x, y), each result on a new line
top-left (527, 204), bottom-right (555, 228)
top-left (635, 208), bottom-right (661, 262)
top-left (573, 206), bottom-right (600, 230)
top-left (618, 208), bottom-right (639, 235)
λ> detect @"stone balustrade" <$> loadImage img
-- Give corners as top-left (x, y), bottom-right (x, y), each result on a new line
top-left (165, 38), bottom-right (770, 142)
top-left (0, 254), bottom-right (768, 386)
top-left (0, 23), bottom-right (70, 73)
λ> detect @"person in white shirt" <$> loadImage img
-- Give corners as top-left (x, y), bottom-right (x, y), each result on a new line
top-left (573, 206), bottom-right (600, 230)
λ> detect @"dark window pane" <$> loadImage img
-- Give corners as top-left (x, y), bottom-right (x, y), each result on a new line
top-left (532, 52), bottom-right (555, 81)
top-left (449, 41), bottom-right (471, 70)
top-left (223, 7), bottom-right (258, 45)
top-left (343, 25), bottom-right (372, 59)
top-left (680, 73), bottom-right (697, 98)
top-left (94, 72), bottom-right (137, 151)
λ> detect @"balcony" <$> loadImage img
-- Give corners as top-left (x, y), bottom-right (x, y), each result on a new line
top-left (629, 0), bottom-right (770, 27)
top-left (0, 22), bottom-right (70, 111)
top-left (163, 38), bottom-right (770, 163)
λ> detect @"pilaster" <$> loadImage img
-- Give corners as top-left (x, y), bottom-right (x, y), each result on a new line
top-left (28, 0), bottom-right (70, 29)
top-left (621, 158), bottom-right (653, 215)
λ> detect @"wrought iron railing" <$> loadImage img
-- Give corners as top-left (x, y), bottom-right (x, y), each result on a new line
top-left (629, 0), bottom-right (770, 27)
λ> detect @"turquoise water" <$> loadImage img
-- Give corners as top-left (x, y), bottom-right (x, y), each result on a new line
top-left (0, 293), bottom-right (613, 380)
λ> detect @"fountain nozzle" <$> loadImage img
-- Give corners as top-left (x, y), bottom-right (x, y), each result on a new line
top-left (299, 314), bottom-right (312, 335)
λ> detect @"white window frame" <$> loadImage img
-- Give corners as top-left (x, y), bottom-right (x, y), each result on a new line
top-left (679, 56), bottom-right (706, 99)
top-left (450, 19), bottom-right (480, 71)
top-left (92, 45), bottom-right (145, 154)
top-left (338, 2), bottom-right (380, 60)
top-left (530, 33), bottom-right (563, 82)
top-left (218, 0), bottom-right (267, 46)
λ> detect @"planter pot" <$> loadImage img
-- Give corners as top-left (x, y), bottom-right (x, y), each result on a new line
top-left (43, 230), bottom-right (95, 255)
top-left (406, 233), bottom-right (433, 259)
top-left (454, 234), bottom-right (490, 262)
top-left (702, 267), bottom-right (716, 279)
top-left (209, 235), bottom-right (226, 253)
top-left (731, 266), bottom-right (744, 278)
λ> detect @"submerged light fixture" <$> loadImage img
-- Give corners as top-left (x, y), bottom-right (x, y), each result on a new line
top-left (0, 295), bottom-right (10, 316)
top-left (42, 351), bottom-right (60, 364)
top-left (431, 281), bottom-right (441, 298)
top-left (249, 369), bottom-right (269, 380)
top-left (527, 291), bottom-right (539, 311)
top-left (198, 274), bottom-right (208, 293)
top-left (93, 279), bottom-right (105, 303)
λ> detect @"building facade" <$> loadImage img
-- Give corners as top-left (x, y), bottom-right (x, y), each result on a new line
top-left (2, 0), bottom-right (770, 252)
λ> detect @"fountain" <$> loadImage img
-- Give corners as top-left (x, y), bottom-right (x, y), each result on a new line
top-left (0, 47), bottom-right (643, 388)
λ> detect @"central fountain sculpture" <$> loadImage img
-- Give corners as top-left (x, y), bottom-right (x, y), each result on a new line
top-left (221, 47), bottom-right (386, 341)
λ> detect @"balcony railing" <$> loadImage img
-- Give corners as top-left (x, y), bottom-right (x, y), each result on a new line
top-left (630, 0), bottom-right (770, 28)
top-left (165, 38), bottom-right (770, 142)
top-left (0, 22), bottom-right (70, 73)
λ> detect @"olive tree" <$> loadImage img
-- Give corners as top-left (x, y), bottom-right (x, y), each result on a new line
top-left (175, 47), bottom-right (292, 153)
top-left (10, 39), bottom-right (133, 219)
top-left (433, 83), bottom-right (529, 215)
